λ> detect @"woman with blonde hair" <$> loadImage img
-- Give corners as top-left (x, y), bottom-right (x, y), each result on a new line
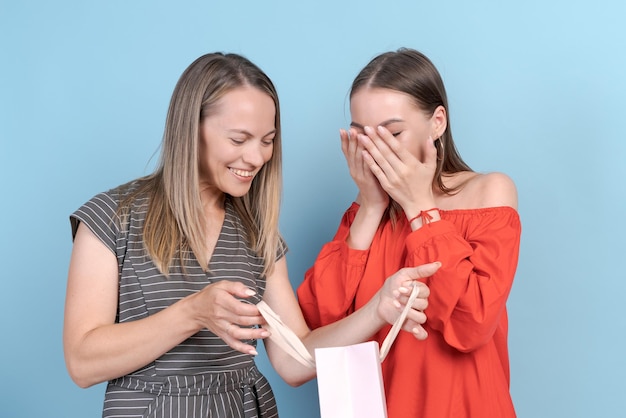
top-left (64, 52), bottom-right (439, 417)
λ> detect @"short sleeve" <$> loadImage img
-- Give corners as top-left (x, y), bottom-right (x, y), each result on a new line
top-left (276, 236), bottom-right (289, 261)
top-left (69, 191), bottom-right (121, 255)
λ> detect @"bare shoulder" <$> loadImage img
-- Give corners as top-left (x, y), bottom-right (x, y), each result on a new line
top-left (468, 172), bottom-right (518, 209)
top-left (443, 171), bottom-right (518, 210)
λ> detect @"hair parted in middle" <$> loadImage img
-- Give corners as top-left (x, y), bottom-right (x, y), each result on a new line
top-left (349, 47), bottom-right (473, 224)
top-left (350, 47), bottom-right (472, 193)
top-left (125, 52), bottom-right (284, 277)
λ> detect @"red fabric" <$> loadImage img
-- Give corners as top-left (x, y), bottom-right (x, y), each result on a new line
top-left (298, 202), bottom-right (521, 418)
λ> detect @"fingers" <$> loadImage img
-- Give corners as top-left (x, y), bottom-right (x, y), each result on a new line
top-left (215, 281), bottom-right (261, 318)
top-left (403, 262), bottom-right (442, 283)
top-left (227, 322), bottom-right (270, 342)
top-left (194, 281), bottom-right (270, 355)
top-left (214, 311), bottom-right (270, 356)
top-left (395, 291), bottom-right (429, 341)
top-left (360, 126), bottom-right (401, 165)
top-left (405, 322), bottom-right (429, 340)
top-left (341, 127), bottom-right (368, 176)
top-left (340, 128), bottom-right (350, 158)
top-left (397, 286), bottom-right (429, 311)
top-left (221, 327), bottom-right (263, 356)
top-left (358, 126), bottom-right (408, 171)
top-left (218, 280), bottom-right (258, 300)
top-left (358, 132), bottom-right (395, 183)
top-left (391, 267), bottom-right (437, 341)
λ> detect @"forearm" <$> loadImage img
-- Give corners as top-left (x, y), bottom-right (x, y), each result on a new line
top-left (298, 203), bottom-right (371, 328)
top-left (303, 293), bottom-right (384, 350)
top-left (405, 213), bottom-right (521, 351)
top-left (268, 294), bottom-right (385, 387)
top-left (346, 203), bottom-right (386, 250)
top-left (64, 298), bottom-right (199, 388)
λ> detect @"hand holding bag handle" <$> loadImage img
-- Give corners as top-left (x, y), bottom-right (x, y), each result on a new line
top-left (379, 282), bottom-right (419, 362)
top-left (257, 300), bottom-right (316, 368)
top-left (257, 281), bottom-right (420, 366)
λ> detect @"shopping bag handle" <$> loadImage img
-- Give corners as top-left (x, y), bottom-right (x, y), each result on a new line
top-left (257, 282), bottom-right (419, 367)
top-left (257, 301), bottom-right (316, 368)
top-left (379, 283), bottom-right (420, 362)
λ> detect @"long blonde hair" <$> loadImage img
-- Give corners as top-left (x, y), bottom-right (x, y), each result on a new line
top-left (122, 52), bottom-right (283, 277)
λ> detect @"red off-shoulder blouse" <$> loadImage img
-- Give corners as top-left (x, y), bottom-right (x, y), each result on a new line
top-left (298, 203), bottom-right (521, 418)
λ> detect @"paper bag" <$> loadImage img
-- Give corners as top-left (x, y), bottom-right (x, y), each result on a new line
top-left (315, 341), bottom-right (387, 418)
top-left (257, 284), bottom-right (420, 418)
top-left (314, 283), bottom-right (420, 418)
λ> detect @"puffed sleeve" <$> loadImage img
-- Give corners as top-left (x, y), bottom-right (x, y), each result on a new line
top-left (297, 203), bottom-right (370, 329)
top-left (406, 207), bottom-right (521, 352)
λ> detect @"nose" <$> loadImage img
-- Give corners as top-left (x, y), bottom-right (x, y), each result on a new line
top-left (242, 141), bottom-right (268, 167)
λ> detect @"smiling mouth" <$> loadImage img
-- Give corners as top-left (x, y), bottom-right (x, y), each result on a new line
top-left (230, 168), bottom-right (254, 178)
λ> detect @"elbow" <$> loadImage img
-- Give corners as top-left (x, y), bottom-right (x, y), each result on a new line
top-left (442, 324), bottom-right (496, 353)
top-left (451, 341), bottom-right (484, 354)
top-left (282, 375), bottom-right (309, 388)
top-left (440, 305), bottom-right (505, 352)
top-left (272, 363), bottom-right (315, 387)
top-left (66, 365), bottom-right (96, 389)
top-left (72, 377), bottom-right (95, 389)
top-left (65, 354), bottom-right (100, 389)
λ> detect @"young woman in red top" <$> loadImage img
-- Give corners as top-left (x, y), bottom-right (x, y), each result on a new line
top-left (298, 48), bottom-right (521, 417)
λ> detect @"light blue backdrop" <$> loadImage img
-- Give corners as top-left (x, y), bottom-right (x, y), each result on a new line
top-left (1, 1), bottom-right (625, 417)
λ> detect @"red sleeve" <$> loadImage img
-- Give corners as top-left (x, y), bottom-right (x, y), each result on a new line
top-left (406, 207), bottom-right (521, 352)
top-left (297, 203), bottom-right (369, 329)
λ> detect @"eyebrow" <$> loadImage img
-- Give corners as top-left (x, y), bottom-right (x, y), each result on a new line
top-left (350, 118), bottom-right (404, 129)
top-left (228, 128), bottom-right (277, 138)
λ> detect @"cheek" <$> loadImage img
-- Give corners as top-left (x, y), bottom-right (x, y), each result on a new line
top-left (262, 145), bottom-right (274, 163)
top-left (197, 142), bottom-right (225, 177)
top-left (197, 144), bottom-right (208, 174)
top-left (197, 153), bottom-right (213, 179)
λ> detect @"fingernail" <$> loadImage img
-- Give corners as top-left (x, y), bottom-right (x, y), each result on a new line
top-left (260, 331), bottom-right (270, 337)
top-left (245, 289), bottom-right (256, 296)
top-left (249, 349), bottom-right (259, 356)
top-left (393, 300), bottom-right (401, 309)
top-left (398, 286), bottom-right (409, 294)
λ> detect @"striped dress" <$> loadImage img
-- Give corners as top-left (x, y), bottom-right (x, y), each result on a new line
top-left (70, 182), bottom-right (284, 418)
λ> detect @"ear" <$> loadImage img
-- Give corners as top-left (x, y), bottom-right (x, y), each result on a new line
top-left (431, 105), bottom-right (447, 139)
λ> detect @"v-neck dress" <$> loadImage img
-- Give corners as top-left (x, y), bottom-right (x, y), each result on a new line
top-left (70, 182), bottom-right (284, 418)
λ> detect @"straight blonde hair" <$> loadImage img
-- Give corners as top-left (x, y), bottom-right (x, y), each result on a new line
top-left (121, 53), bottom-right (284, 277)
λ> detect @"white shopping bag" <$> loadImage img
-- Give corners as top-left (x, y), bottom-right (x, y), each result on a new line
top-left (315, 341), bottom-right (387, 418)
top-left (314, 283), bottom-right (419, 418)
top-left (257, 283), bottom-right (420, 418)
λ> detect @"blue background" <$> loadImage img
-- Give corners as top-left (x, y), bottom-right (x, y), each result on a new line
top-left (1, 1), bottom-right (625, 417)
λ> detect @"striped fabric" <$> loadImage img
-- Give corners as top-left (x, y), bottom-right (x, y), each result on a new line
top-left (70, 182), bottom-right (284, 418)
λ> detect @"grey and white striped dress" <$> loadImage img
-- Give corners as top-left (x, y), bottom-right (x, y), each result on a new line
top-left (70, 183), bottom-right (284, 418)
